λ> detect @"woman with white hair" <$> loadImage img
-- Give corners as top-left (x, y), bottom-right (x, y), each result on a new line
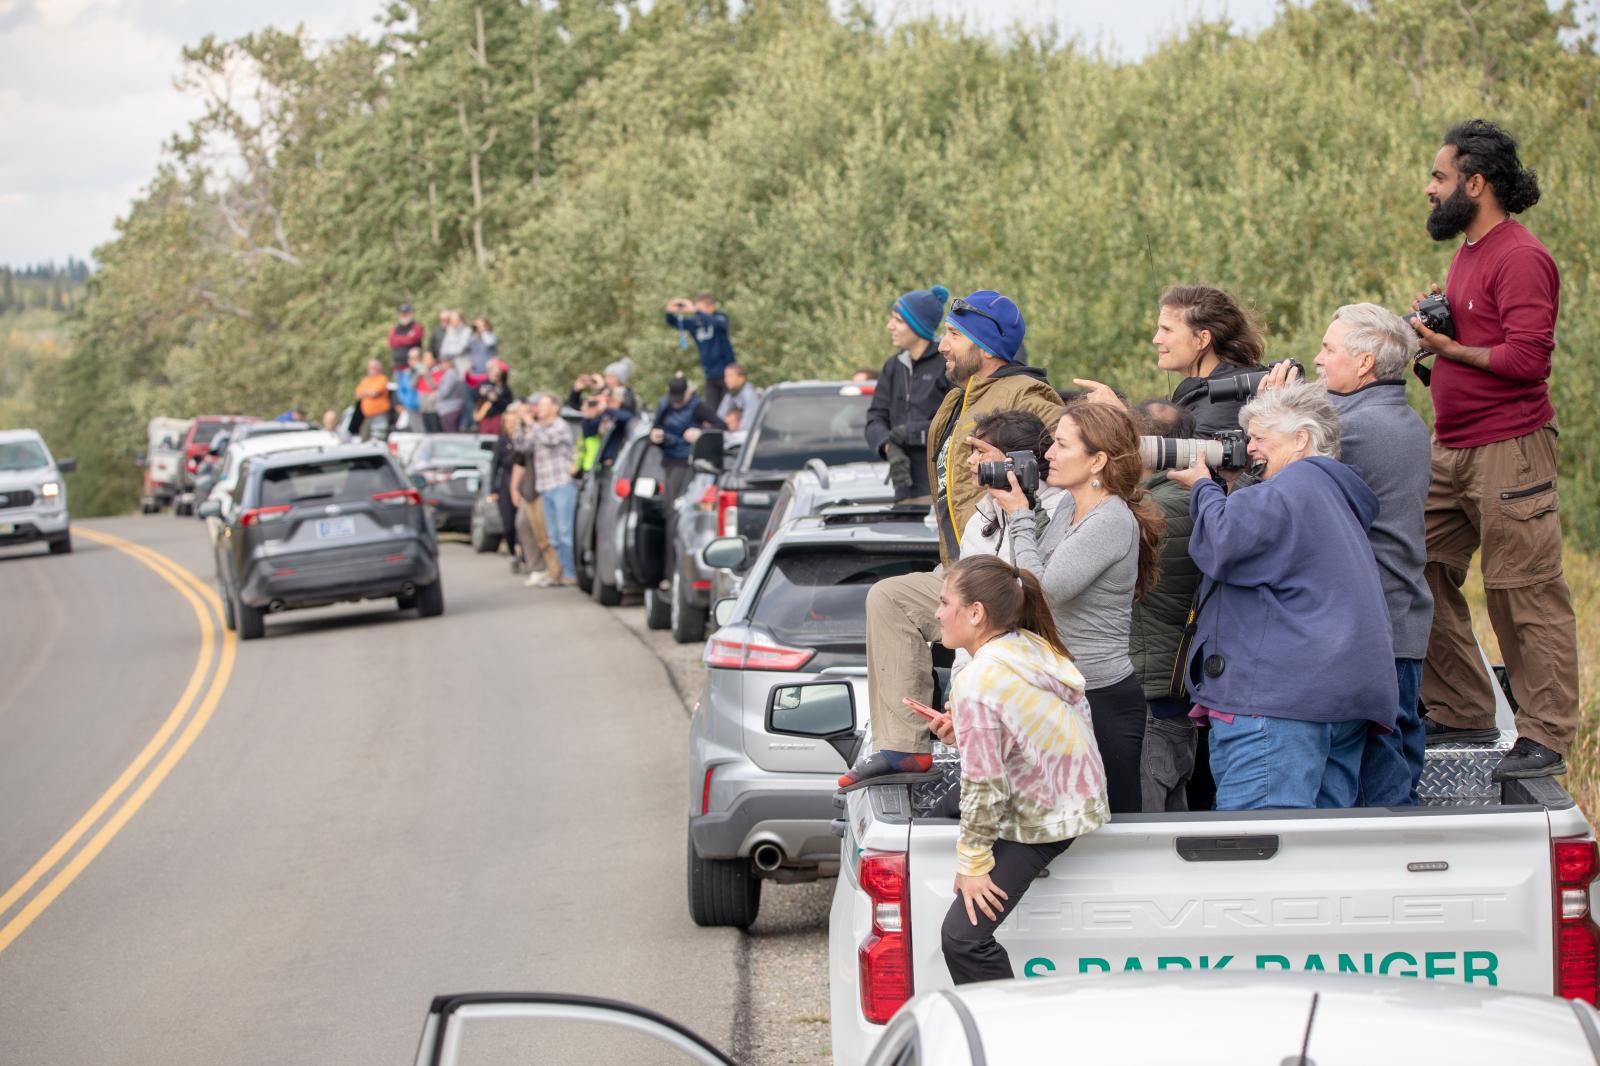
top-left (1167, 383), bottom-right (1398, 810)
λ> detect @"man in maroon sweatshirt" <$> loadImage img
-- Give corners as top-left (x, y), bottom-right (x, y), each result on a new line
top-left (1410, 119), bottom-right (1574, 781)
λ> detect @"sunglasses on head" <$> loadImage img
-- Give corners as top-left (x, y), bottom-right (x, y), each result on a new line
top-left (950, 297), bottom-right (1006, 336)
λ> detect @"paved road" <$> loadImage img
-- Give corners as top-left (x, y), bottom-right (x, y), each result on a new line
top-left (0, 515), bottom-right (749, 1064)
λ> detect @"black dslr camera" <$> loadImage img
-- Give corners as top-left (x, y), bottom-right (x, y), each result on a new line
top-left (1202, 359), bottom-right (1305, 404)
top-left (977, 450), bottom-right (1040, 494)
top-left (1402, 291), bottom-right (1456, 340)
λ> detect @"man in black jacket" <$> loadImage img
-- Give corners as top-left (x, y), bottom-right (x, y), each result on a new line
top-left (865, 284), bottom-right (951, 500)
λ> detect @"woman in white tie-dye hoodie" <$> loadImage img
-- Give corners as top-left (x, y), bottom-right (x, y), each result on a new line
top-left (931, 554), bottom-right (1110, 985)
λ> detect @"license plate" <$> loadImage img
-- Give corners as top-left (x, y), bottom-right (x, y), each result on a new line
top-left (317, 517), bottom-right (356, 539)
top-left (0, 522), bottom-right (13, 535)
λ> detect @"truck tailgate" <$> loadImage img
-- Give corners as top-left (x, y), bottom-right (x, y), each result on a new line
top-left (908, 807), bottom-right (1558, 996)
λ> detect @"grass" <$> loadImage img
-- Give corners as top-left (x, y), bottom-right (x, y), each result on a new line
top-left (1462, 545), bottom-right (1600, 820)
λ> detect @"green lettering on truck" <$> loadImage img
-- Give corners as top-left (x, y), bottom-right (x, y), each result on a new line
top-left (1157, 957), bottom-right (1191, 971)
top-left (1425, 952), bottom-right (1457, 979)
top-left (1023, 957), bottom-right (1055, 978)
top-left (1078, 957), bottom-right (1110, 974)
top-left (1380, 952), bottom-right (1418, 977)
top-left (1256, 955), bottom-right (1291, 970)
top-left (1464, 951), bottom-right (1499, 986)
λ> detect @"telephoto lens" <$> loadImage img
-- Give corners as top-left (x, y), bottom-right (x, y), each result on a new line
top-left (1137, 436), bottom-right (1224, 471)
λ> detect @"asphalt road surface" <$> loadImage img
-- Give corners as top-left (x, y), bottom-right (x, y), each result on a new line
top-left (0, 514), bottom-right (806, 1065)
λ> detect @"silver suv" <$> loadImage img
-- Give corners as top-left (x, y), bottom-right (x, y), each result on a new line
top-left (0, 429), bottom-right (75, 555)
top-left (685, 503), bottom-right (939, 928)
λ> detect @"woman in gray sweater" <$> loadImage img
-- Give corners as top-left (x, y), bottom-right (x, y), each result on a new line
top-left (985, 401), bottom-right (1163, 813)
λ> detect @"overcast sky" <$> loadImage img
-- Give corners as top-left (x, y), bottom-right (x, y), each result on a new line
top-left (0, 0), bottom-right (1285, 266)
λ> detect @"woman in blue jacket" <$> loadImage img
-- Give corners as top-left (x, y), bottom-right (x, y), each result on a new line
top-left (1167, 383), bottom-right (1397, 810)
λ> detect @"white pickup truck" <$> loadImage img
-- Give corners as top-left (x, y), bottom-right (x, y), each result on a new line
top-left (829, 716), bottom-right (1600, 1065)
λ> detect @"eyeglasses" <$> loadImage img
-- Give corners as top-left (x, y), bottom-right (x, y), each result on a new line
top-left (950, 297), bottom-right (1006, 336)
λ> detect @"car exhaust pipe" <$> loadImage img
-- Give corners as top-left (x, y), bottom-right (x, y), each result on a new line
top-left (752, 843), bottom-right (784, 872)
top-left (267, 599), bottom-right (286, 613)
top-left (399, 582), bottom-right (416, 598)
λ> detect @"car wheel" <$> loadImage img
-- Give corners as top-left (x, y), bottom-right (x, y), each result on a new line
top-left (236, 599), bottom-right (265, 641)
top-left (221, 588), bottom-right (236, 632)
top-left (48, 533), bottom-right (73, 555)
top-left (644, 583), bottom-right (671, 630)
top-left (686, 831), bottom-right (760, 929)
top-left (469, 520), bottom-right (491, 553)
top-left (416, 579), bottom-right (445, 618)
top-left (592, 571), bottom-right (622, 607)
top-left (574, 540), bottom-right (595, 595)
top-left (671, 571), bottom-right (707, 644)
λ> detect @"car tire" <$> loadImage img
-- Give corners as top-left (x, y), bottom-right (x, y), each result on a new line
top-left (469, 520), bottom-right (497, 553)
top-left (592, 571), bottom-right (622, 607)
top-left (236, 599), bottom-right (265, 641)
top-left (644, 583), bottom-right (671, 630)
top-left (221, 588), bottom-right (236, 632)
top-left (416, 579), bottom-right (445, 618)
top-left (671, 572), bottom-right (707, 644)
top-left (686, 831), bottom-right (760, 930)
top-left (48, 533), bottom-right (72, 555)
top-left (574, 540), bottom-right (595, 595)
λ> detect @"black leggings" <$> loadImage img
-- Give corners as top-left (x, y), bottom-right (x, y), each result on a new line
top-left (494, 481), bottom-right (519, 558)
top-left (942, 837), bottom-right (1073, 984)
top-left (1087, 672), bottom-right (1146, 815)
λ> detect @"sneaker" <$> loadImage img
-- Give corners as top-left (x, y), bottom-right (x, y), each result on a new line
top-left (1423, 717), bottom-right (1501, 747)
top-left (559, 576), bottom-right (579, 587)
top-left (1491, 737), bottom-right (1567, 781)
top-left (524, 572), bottom-right (556, 588)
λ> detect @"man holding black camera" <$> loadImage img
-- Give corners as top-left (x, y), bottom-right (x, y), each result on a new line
top-left (1408, 119), bottom-right (1574, 780)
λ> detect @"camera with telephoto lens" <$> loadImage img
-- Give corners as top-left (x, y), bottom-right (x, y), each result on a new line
top-left (1401, 291), bottom-right (1456, 340)
top-left (977, 450), bottom-right (1040, 494)
top-left (1138, 429), bottom-right (1252, 471)
top-left (1201, 359), bottom-right (1306, 404)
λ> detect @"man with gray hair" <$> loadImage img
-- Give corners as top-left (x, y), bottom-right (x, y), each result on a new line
top-left (1262, 304), bottom-right (1433, 805)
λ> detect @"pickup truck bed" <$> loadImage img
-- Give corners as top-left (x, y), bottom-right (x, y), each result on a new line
top-left (830, 741), bottom-right (1600, 1066)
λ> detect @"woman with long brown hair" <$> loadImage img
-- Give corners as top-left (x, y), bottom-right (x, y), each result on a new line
top-left (983, 401), bottom-right (1163, 815)
top-left (932, 554), bottom-right (1109, 984)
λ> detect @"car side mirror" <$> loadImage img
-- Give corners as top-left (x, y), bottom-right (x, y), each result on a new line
top-left (197, 499), bottom-right (222, 518)
top-left (712, 597), bottom-right (737, 628)
top-left (57, 458), bottom-right (77, 474)
top-left (768, 681), bottom-right (858, 763)
top-left (702, 536), bottom-right (748, 570)
top-left (690, 430), bottom-right (725, 468)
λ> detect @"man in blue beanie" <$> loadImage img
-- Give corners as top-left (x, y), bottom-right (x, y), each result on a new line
top-left (866, 284), bottom-right (951, 500)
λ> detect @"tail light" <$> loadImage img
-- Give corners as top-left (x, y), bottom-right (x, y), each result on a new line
top-left (374, 488), bottom-right (421, 507)
top-left (716, 490), bottom-right (739, 537)
top-left (186, 457), bottom-right (199, 473)
top-left (240, 505), bottom-right (291, 527)
top-left (1554, 838), bottom-right (1599, 1002)
top-left (701, 767), bottom-right (715, 815)
top-left (703, 626), bottom-right (814, 671)
top-left (613, 478), bottom-right (632, 499)
top-left (857, 851), bottom-right (912, 1024)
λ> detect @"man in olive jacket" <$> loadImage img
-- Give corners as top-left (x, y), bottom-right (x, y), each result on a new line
top-left (1129, 401), bottom-right (1204, 812)
top-left (841, 290), bottom-right (1063, 788)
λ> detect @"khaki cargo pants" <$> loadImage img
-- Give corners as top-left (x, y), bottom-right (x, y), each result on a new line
top-left (1422, 424), bottom-right (1579, 754)
top-left (520, 497), bottom-right (561, 576)
top-left (865, 569), bottom-right (945, 754)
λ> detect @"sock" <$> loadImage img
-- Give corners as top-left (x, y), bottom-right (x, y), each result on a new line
top-left (837, 749), bottom-right (934, 788)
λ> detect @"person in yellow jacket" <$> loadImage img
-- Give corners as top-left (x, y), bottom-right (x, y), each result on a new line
top-left (838, 290), bottom-right (1064, 788)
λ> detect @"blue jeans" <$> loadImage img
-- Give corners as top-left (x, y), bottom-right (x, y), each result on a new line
top-left (1209, 714), bottom-right (1367, 810)
top-left (1358, 658), bottom-right (1425, 807)
top-left (541, 480), bottom-right (577, 579)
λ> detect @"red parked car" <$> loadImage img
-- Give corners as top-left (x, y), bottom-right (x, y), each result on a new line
top-left (173, 415), bottom-right (256, 515)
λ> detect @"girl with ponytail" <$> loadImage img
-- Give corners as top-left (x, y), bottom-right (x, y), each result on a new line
top-left (932, 554), bottom-right (1109, 984)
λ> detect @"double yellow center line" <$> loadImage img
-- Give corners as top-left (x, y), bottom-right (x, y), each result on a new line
top-left (0, 527), bottom-right (235, 954)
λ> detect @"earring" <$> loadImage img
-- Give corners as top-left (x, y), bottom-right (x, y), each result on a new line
top-left (1091, 477), bottom-right (1101, 489)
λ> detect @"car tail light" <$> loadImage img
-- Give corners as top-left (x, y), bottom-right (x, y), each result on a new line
top-left (1554, 838), bottom-right (1600, 1002)
top-left (374, 488), bottom-right (421, 507)
top-left (857, 851), bottom-right (912, 1024)
top-left (701, 767), bottom-right (715, 815)
top-left (702, 627), bottom-right (814, 672)
top-left (186, 457), bottom-right (200, 473)
top-left (716, 490), bottom-right (739, 537)
top-left (240, 505), bottom-right (291, 527)
top-left (614, 478), bottom-right (632, 499)
top-left (697, 485), bottom-right (719, 510)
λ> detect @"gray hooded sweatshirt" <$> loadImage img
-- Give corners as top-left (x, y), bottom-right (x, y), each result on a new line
top-left (1328, 380), bottom-right (1434, 659)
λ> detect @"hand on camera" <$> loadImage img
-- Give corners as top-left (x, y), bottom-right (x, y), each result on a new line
top-left (1167, 453), bottom-right (1212, 489)
top-left (1257, 360), bottom-right (1303, 394)
top-left (986, 470), bottom-right (1032, 516)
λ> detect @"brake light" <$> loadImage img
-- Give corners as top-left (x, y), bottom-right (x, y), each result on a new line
top-left (240, 505), bottom-right (291, 527)
top-left (701, 767), bottom-right (715, 815)
top-left (374, 488), bottom-right (422, 506)
top-left (703, 630), bottom-right (814, 672)
top-left (614, 478), bottom-right (632, 499)
top-left (857, 851), bottom-right (911, 1024)
top-left (698, 485), bottom-right (719, 510)
top-left (716, 490), bottom-right (739, 537)
top-left (186, 457), bottom-right (199, 473)
top-left (1554, 838), bottom-right (1600, 1002)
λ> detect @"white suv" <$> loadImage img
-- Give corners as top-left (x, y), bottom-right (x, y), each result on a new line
top-left (0, 429), bottom-right (75, 555)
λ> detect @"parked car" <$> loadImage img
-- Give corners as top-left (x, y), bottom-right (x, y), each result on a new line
top-left (202, 443), bottom-right (441, 640)
top-left (686, 502), bottom-right (940, 929)
top-left (468, 474), bottom-right (505, 553)
top-left (201, 430), bottom-right (342, 541)
top-left (0, 429), bottom-right (76, 555)
top-left (139, 416), bottom-right (190, 513)
top-left (574, 416), bottom-right (655, 606)
top-left (405, 434), bottom-right (495, 534)
top-left (174, 415), bottom-right (256, 515)
top-left (659, 430), bottom-right (745, 642)
top-left (386, 431), bottom-right (427, 469)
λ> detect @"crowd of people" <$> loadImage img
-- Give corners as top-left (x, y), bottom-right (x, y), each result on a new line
top-left (828, 121), bottom-right (1576, 982)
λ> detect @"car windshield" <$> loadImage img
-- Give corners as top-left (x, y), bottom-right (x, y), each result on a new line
top-left (191, 422), bottom-right (231, 445)
top-left (259, 455), bottom-right (402, 507)
top-left (421, 438), bottom-right (489, 461)
top-left (744, 392), bottom-right (877, 471)
top-left (0, 440), bottom-right (49, 471)
top-left (749, 548), bottom-right (937, 647)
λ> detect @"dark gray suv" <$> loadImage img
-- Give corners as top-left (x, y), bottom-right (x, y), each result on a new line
top-left (204, 443), bottom-right (442, 640)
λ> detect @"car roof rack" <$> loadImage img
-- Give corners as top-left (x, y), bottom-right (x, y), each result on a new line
top-left (812, 501), bottom-right (930, 525)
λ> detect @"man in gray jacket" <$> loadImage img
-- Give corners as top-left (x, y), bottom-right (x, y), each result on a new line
top-left (1265, 303), bottom-right (1434, 804)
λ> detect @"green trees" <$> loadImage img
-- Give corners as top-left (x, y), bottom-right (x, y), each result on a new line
top-left (30, 0), bottom-right (1600, 540)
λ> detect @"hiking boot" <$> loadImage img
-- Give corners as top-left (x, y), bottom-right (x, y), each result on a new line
top-left (1491, 737), bottom-right (1567, 781)
top-left (1423, 717), bottom-right (1501, 747)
